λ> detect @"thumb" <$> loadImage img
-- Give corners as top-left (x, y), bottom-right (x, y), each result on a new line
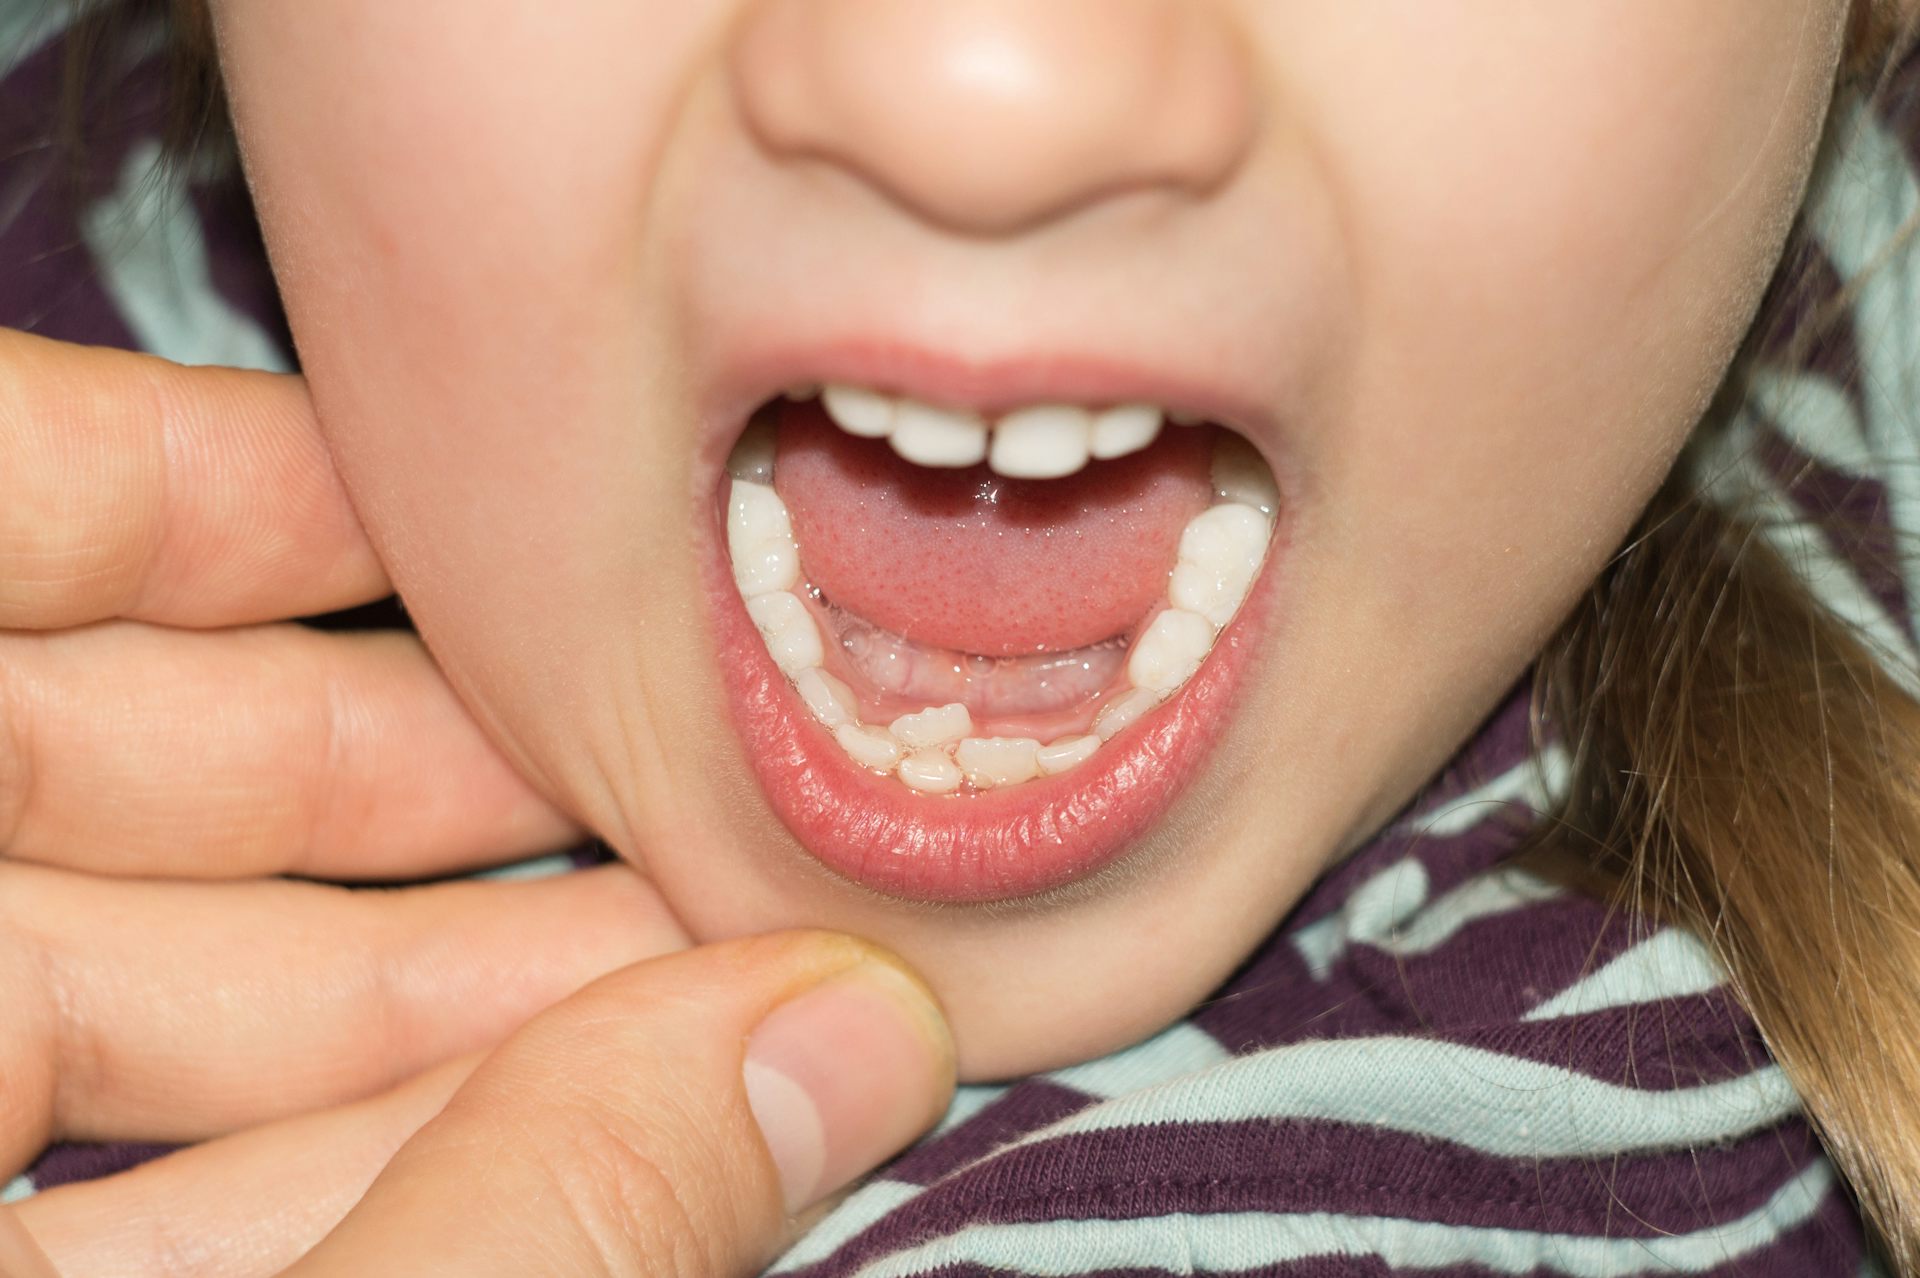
top-left (284, 931), bottom-right (956, 1278)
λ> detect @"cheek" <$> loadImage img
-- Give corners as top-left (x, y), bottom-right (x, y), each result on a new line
top-left (1286, 0), bottom-right (1840, 644)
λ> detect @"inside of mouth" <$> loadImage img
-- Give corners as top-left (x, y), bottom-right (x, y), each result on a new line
top-left (724, 391), bottom-right (1278, 795)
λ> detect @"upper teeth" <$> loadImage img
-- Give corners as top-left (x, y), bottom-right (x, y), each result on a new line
top-left (817, 384), bottom-right (1177, 478)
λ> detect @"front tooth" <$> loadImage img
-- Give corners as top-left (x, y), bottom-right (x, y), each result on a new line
top-left (897, 749), bottom-right (963, 794)
top-left (955, 736), bottom-right (1041, 788)
top-left (1088, 404), bottom-right (1163, 460)
top-left (1211, 434), bottom-right (1279, 514)
top-left (989, 405), bottom-right (1092, 479)
top-left (889, 402), bottom-right (989, 467)
top-left (1036, 734), bottom-right (1100, 775)
top-left (1127, 608), bottom-right (1214, 695)
top-left (1170, 503), bottom-right (1269, 628)
top-left (795, 668), bottom-right (859, 728)
top-left (746, 591), bottom-right (824, 674)
top-left (1093, 686), bottom-right (1159, 741)
top-left (822, 384), bottom-right (896, 438)
top-left (889, 702), bottom-right (973, 749)
top-left (835, 722), bottom-right (903, 771)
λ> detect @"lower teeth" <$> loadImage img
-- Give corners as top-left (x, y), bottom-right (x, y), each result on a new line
top-left (724, 413), bottom-right (1276, 793)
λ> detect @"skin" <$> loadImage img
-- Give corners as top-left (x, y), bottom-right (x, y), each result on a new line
top-left (201, 0), bottom-right (1860, 1080)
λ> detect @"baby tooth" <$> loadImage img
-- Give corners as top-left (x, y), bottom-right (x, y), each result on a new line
top-left (746, 591), bottom-right (824, 674)
top-left (1179, 502), bottom-right (1268, 565)
top-left (989, 405), bottom-right (1092, 479)
top-left (1171, 503), bottom-right (1267, 627)
top-left (731, 537), bottom-right (799, 598)
top-left (890, 702), bottom-right (973, 750)
top-left (836, 722), bottom-right (903, 771)
top-left (1088, 404), bottom-right (1163, 460)
top-left (822, 384), bottom-right (895, 438)
top-left (1093, 687), bottom-right (1160, 741)
top-left (897, 748), bottom-right (964, 794)
top-left (728, 480), bottom-right (793, 547)
top-left (795, 668), bottom-right (859, 728)
top-left (1036, 734), bottom-right (1100, 774)
top-left (1211, 434), bottom-right (1279, 514)
top-left (890, 402), bottom-right (989, 467)
top-left (1128, 608), bottom-right (1215, 695)
top-left (955, 736), bottom-right (1041, 788)
top-left (726, 419), bottom-right (777, 483)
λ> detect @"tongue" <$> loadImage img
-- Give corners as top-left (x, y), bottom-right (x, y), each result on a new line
top-left (774, 400), bottom-right (1214, 656)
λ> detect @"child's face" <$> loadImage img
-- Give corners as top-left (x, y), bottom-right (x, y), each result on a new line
top-left (213, 1), bottom-right (1848, 1077)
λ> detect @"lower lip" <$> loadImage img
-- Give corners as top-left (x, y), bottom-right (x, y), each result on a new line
top-left (706, 520), bottom-right (1284, 904)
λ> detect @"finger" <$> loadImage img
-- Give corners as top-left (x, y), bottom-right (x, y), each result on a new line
top-left (0, 621), bottom-right (579, 879)
top-left (16, 1049), bottom-right (859, 1278)
top-left (0, 328), bottom-right (388, 629)
top-left (0, 1210), bottom-right (59, 1278)
top-left (17, 1055), bottom-right (477, 1278)
top-left (0, 862), bottom-right (688, 1173)
top-left (291, 933), bottom-right (954, 1278)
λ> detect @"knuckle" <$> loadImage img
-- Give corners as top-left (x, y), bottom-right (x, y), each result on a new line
top-left (528, 1084), bottom-right (745, 1278)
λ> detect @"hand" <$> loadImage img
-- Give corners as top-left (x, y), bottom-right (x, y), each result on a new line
top-left (0, 328), bottom-right (699, 1270)
top-left (1, 932), bottom-right (955, 1278)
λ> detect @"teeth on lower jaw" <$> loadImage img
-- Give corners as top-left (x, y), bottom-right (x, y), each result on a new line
top-left (816, 383), bottom-right (1187, 478)
top-left (725, 409), bottom-right (1276, 795)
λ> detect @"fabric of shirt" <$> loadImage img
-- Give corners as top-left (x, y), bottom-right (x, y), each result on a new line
top-left (6, 6), bottom-right (1920, 1274)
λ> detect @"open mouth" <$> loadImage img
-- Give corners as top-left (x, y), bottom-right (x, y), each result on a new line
top-left (707, 371), bottom-right (1284, 903)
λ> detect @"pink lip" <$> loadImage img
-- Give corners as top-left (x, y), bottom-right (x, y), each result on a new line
top-left (699, 343), bottom-right (1288, 903)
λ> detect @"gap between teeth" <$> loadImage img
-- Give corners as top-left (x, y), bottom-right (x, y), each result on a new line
top-left (811, 383), bottom-right (1180, 479)
top-left (725, 419), bottom-right (1277, 795)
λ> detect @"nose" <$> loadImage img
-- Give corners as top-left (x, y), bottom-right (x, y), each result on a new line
top-left (727, 0), bottom-right (1257, 235)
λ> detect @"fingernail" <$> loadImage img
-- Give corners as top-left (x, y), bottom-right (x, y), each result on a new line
top-left (743, 954), bottom-right (955, 1212)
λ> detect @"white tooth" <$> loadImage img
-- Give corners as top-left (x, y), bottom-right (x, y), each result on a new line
top-left (1093, 686), bottom-right (1160, 742)
top-left (1088, 404), bottom-right (1163, 460)
top-left (728, 479), bottom-right (793, 546)
top-left (989, 405), bottom-right (1092, 479)
top-left (1036, 734), bottom-right (1100, 775)
top-left (889, 402), bottom-right (989, 467)
top-left (822, 384), bottom-right (896, 438)
top-left (732, 538), bottom-right (799, 597)
top-left (783, 382), bottom-right (820, 401)
top-left (1170, 502), bottom-right (1269, 628)
top-left (897, 748), bottom-right (964, 794)
top-left (746, 591), bottom-right (824, 674)
top-left (1127, 608), bottom-right (1215, 696)
top-left (795, 668), bottom-right (859, 728)
top-left (835, 722), bottom-right (903, 771)
top-left (1179, 501), bottom-right (1268, 565)
top-left (889, 702), bottom-right (973, 750)
top-left (1210, 434), bottom-right (1279, 514)
top-left (955, 736), bottom-right (1041, 788)
top-left (726, 419), bottom-right (777, 483)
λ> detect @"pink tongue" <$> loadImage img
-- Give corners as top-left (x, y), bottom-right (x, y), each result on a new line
top-left (774, 400), bottom-right (1214, 656)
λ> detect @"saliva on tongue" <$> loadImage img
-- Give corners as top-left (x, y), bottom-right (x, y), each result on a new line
top-left (772, 400), bottom-right (1216, 725)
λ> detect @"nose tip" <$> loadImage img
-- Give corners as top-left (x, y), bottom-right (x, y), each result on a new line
top-left (728, 0), bottom-right (1257, 235)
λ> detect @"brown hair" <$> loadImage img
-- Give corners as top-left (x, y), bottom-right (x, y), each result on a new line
top-left (49, 0), bottom-right (1920, 1269)
top-left (1527, 7), bottom-right (1920, 1270)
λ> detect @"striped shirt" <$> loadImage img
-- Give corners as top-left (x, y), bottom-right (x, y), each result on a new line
top-left (7, 7), bottom-right (1918, 1273)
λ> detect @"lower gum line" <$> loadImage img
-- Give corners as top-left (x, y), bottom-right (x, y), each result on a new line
top-left (725, 418), bottom-right (1277, 796)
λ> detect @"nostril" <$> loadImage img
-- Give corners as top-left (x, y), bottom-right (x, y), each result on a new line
top-left (727, 0), bottom-right (1258, 235)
